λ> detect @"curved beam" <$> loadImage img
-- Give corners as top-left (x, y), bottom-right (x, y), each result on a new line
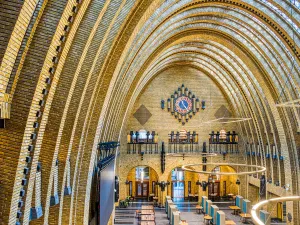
top-left (251, 196), bottom-right (300, 225)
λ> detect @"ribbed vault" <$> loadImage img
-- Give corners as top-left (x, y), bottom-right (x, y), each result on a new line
top-left (0, 0), bottom-right (299, 225)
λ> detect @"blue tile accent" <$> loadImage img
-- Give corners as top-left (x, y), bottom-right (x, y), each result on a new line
top-left (50, 193), bottom-right (59, 206)
top-left (30, 205), bottom-right (43, 220)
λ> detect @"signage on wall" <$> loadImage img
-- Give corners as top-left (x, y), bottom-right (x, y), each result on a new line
top-left (161, 84), bottom-right (205, 125)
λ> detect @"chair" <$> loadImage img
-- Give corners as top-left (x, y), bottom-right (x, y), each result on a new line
top-left (135, 210), bottom-right (141, 219)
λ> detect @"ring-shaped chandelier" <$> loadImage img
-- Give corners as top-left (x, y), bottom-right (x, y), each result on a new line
top-left (182, 163), bottom-right (266, 175)
top-left (203, 117), bottom-right (252, 124)
top-left (251, 196), bottom-right (300, 225)
top-left (166, 153), bottom-right (217, 157)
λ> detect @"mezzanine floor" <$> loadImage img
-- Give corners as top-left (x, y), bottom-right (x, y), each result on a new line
top-left (114, 200), bottom-right (286, 225)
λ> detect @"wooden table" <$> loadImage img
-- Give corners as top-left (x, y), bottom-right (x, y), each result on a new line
top-left (142, 205), bottom-right (154, 210)
top-left (229, 206), bottom-right (241, 215)
top-left (204, 215), bottom-right (212, 225)
top-left (141, 210), bottom-right (154, 215)
top-left (239, 213), bottom-right (252, 223)
top-left (180, 222), bottom-right (188, 225)
top-left (225, 220), bottom-right (236, 225)
top-left (141, 215), bottom-right (155, 221)
top-left (196, 205), bottom-right (203, 214)
top-left (209, 193), bottom-right (218, 201)
top-left (188, 194), bottom-right (194, 201)
top-left (141, 222), bottom-right (155, 225)
top-left (228, 193), bottom-right (234, 201)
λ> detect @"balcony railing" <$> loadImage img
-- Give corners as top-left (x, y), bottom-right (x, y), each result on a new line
top-left (127, 142), bottom-right (158, 154)
top-left (97, 141), bottom-right (120, 170)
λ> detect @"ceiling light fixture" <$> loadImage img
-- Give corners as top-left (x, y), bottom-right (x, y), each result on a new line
top-left (182, 163), bottom-right (266, 175)
top-left (203, 117), bottom-right (252, 124)
top-left (251, 196), bottom-right (300, 225)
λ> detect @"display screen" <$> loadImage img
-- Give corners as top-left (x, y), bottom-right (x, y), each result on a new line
top-left (99, 160), bottom-right (115, 225)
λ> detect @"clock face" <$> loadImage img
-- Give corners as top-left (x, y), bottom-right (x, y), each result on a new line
top-left (175, 96), bottom-right (192, 115)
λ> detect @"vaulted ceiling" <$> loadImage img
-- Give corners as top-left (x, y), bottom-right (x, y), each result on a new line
top-left (0, 0), bottom-right (299, 224)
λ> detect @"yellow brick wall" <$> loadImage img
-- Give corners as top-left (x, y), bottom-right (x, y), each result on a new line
top-left (124, 66), bottom-right (237, 147)
top-left (118, 66), bottom-right (241, 202)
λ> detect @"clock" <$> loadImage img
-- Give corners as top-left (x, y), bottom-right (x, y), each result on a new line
top-left (175, 96), bottom-right (192, 115)
top-left (163, 84), bottom-right (200, 125)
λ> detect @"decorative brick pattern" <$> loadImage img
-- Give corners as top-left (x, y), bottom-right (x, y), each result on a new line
top-left (133, 104), bottom-right (152, 126)
top-left (214, 105), bottom-right (232, 119)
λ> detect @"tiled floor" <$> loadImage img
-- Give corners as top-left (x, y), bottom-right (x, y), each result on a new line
top-left (115, 201), bottom-right (286, 225)
top-left (114, 200), bottom-right (256, 225)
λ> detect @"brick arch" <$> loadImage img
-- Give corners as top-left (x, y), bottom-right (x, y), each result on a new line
top-left (0, 0), bottom-right (299, 224)
top-left (164, 165), bottom-right (197, 181)
top-left (125, 164), bottom-right (160, 180)
top-left (88, 4), bottom-right (298, 210)
top-left (118, 162), bottom-right (160, 200)
top-left (113, 19), bottom-right (298, 196)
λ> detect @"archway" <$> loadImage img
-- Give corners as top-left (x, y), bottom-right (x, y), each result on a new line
top-left (168, 166), bottom-right (198, 201)
top-left (208, 166), bottom-right (239, 201)
top-left (126, 166), bottom-right (159, 200)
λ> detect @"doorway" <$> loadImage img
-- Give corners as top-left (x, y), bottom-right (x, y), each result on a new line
top-left (172, 181), bottom-right (184, 198)
top-left (136, 181), bottom-right (149, 198)
top-left (171, 167), bottom-right (185, 200)
top-left (208, 181), bottom-right (220, 201)
top-left (277, 202), bottom-right (286, 221)
top-left (126, 166), bottom-right (158, 199)
top-left (210, 165), bottom-right (238, 198)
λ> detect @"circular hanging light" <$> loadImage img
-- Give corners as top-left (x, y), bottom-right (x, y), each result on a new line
top-left (251, 196), bottom-right (300, 225)
top-left (166, 153), bottom-right (217, 157)
top-left (182, 163), bottom-right (266, 175)
top-left (203, 117), bottom-right (252, 124)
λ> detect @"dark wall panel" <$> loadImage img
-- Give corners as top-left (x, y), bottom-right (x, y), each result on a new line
top-left (99, 161), bottom-right (115, 225)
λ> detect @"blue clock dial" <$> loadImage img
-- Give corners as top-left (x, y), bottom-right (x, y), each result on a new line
top-left (179, 100), bottom-right (188, 109)
top-left (175, 96), bottom-right (193, 115)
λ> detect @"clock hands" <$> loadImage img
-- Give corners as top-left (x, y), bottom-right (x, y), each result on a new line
top-left (181, 100), bottom-right (188, 109)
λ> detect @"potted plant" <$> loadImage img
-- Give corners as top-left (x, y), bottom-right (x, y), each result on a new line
top-left (119, 199), bottom-right (129, 208)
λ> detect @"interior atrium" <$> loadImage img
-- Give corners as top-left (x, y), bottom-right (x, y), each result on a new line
top-left (0, 0), bottom-right (299, 225)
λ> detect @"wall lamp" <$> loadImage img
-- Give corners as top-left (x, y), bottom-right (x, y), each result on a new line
top-left (201, 100), bottom-right (206, 110)
top-left (156, 181), bottom-right (170, 192)
top-left (283, 184), bottom-right (290, 191)
top-left (140, 152), bottom-right (144, 160)
top-left (268, 178), bottom-right (272, 184)
top-left (222, 151), bottom-right (227, 160)
top-left (196, 180), bottom-right (208, 191)
top-left (161, 100), bottom-right (165, 109)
